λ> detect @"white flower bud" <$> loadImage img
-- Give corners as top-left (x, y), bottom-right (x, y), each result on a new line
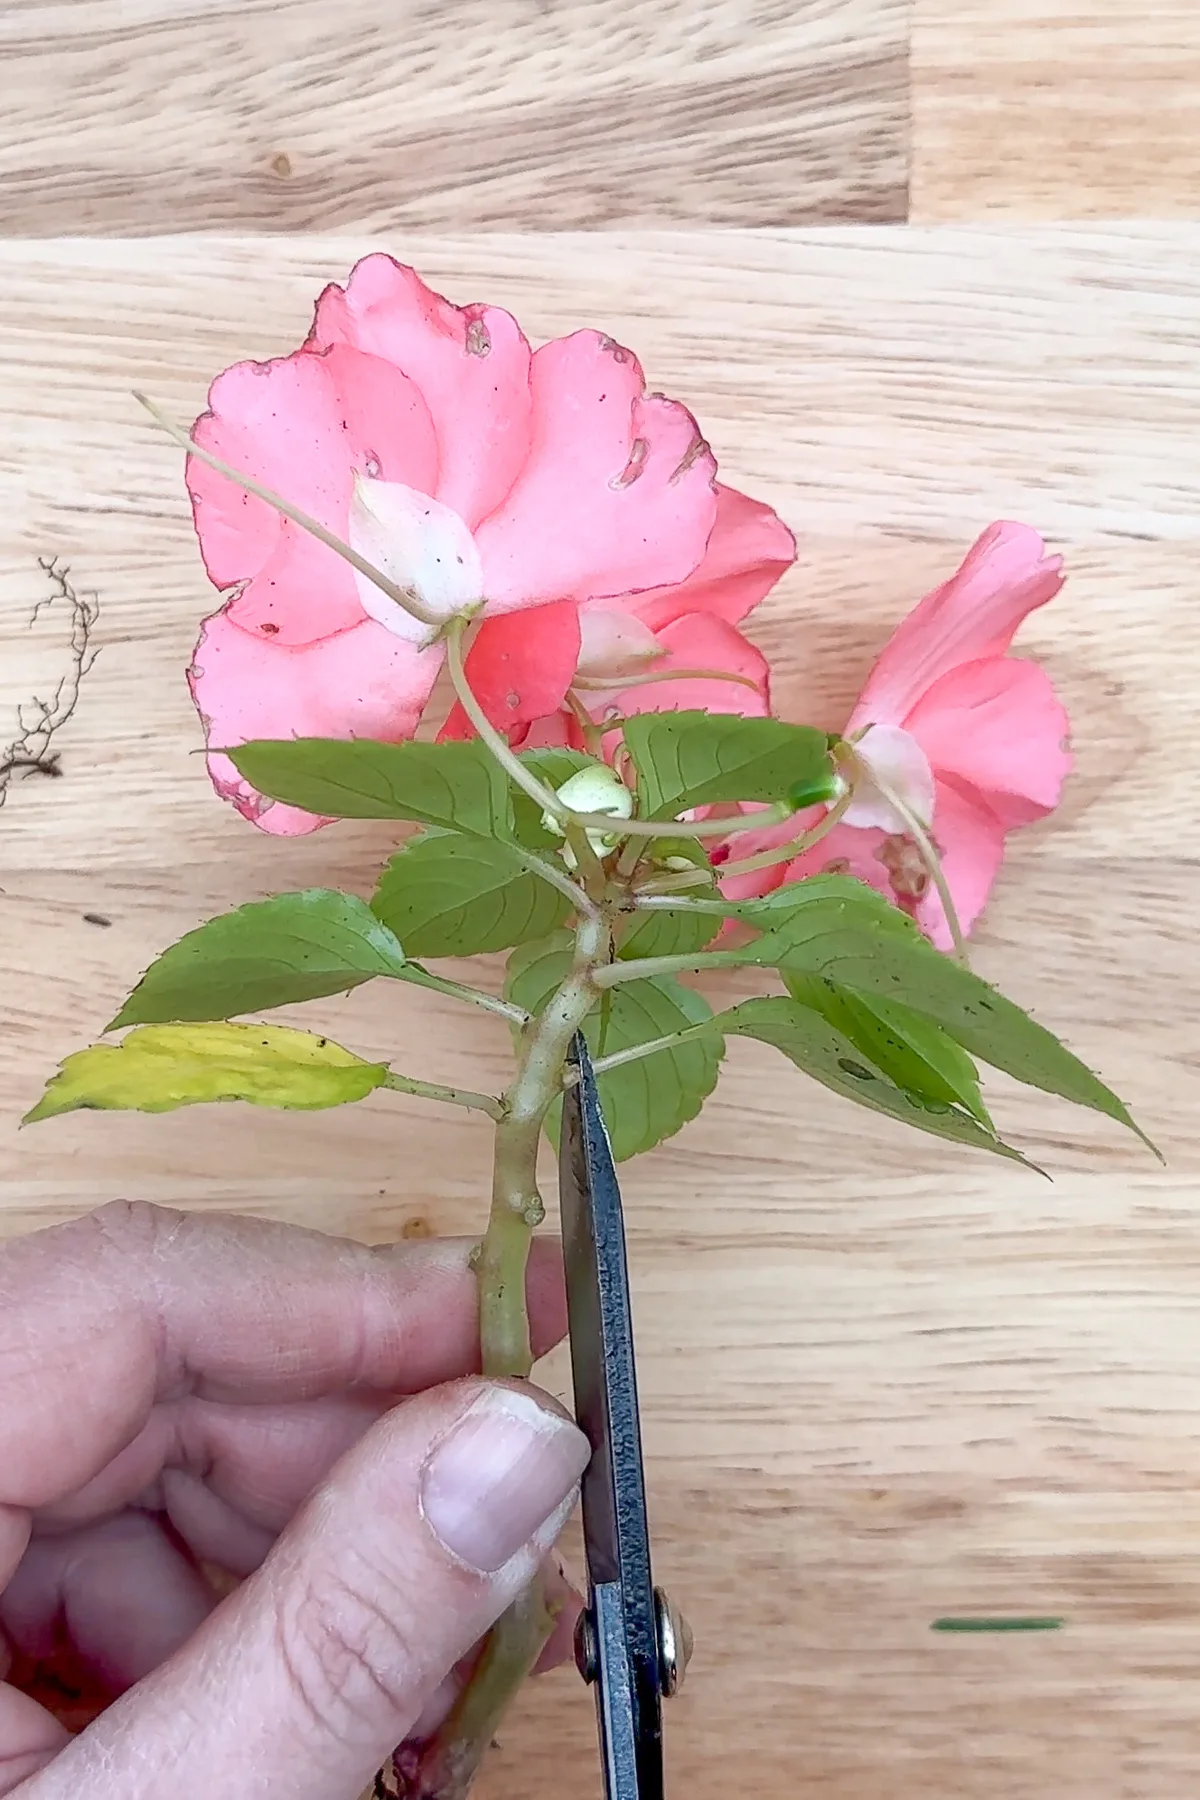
top-left (543, 762), bottom-right (635, 861)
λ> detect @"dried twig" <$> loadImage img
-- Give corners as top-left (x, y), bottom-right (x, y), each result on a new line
top-left (0, 557), bottom-right (99, 808)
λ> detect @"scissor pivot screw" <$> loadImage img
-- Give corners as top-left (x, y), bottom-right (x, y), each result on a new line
top-left (654, 1588), bottom-right (693, 1697)
top-left (574, 1607), bottom-right (599, 1685)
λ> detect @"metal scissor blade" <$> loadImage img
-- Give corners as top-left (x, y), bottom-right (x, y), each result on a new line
top-left (559, 1034), bottom-right (664, 1800)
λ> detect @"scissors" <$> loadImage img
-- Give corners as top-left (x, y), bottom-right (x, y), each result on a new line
top-left (558, 1034), bottom-right (692, 1800)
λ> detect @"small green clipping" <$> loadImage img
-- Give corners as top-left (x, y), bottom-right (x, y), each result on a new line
top-left (931, 1617), bottom-right (1063, 1633)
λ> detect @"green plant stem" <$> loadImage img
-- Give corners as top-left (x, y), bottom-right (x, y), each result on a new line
top-left (589, 1019), bottom-right (719, 1076)
top-left (399, 965), bottom-right (529, 1025)
top-left (477, 910), bottom-right (608, 1375)
top-left (633, 894), bottom-right (732, 916)
top-left (717, 786), bottom-right (854, 879)
top-left (574, 801), bottom-right (793, 842)
top-left (564, 687), bottom-right (606, 754)
top-left (593, 947), bottom-right (748, 987)
top-left (572, 664), bottom-right (761, 693)
top-left (847, 748), bottom-right (969, 967)
top-left (393, 1584), bottom-right (558, 1799)
top-left (395, 914), bottom-right (610, 1799)
top-left (514, 845), bottom-right (596, 914)
top-left (444, 617), bottom-right (570, 822)
top-left (134, 394), bottom-right (441, 633)
top-left (382, 1071), bottom-right (502, 1118)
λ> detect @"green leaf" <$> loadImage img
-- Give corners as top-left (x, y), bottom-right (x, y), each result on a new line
top-left (723, 997), bottom-right (1031, 1164)
top-left (617, 903), bottom-right (721, 962)
top-left (227, 739), bottom-right (513, 837)
top-left (623, 711), bottom-right (837, 819)
top-left (503, 933), bottom-right (575, 1019)
top-left (740, 877), bottom-right (1151, 1149)
top-left (372, 831), bottom-right (569, 957)
top-left (25, 1022), bottom-right (389, 1122)
top-left (785, 974), bottom-right (993, 1129)
top-left (503, 938), bottom-right (723, 1159)
top-left (510, 748), bottom-right (599, 849)
top-left (110, 890), bottom-right (407, 1029)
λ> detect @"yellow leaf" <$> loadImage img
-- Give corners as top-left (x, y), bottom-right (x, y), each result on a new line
top-left (25, 1022), bottom-right (389, 1122)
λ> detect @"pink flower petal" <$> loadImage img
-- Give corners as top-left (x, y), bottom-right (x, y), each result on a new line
top-left (780, 781), bottom-right (1007, 951)
top-left (474, 331), bottom-right (718, 612)
top-left (189, 608), bottom-right (443, 835)
top-left (349, 477), bottom-right (483, 641)
top-left (915, 779), bottom-right (1007, 949)
top-left (903, 656), bottom-right (1072, 829)
top-left (188, 344), bottom-right (438, 645)
top-left (307, 255), bottom-right (535, 529)
top-left (843, 723), bottom-right (936, 833)
top-left (599, 612), bottom-right (770, 725)
top-left (631, 483), bottom-right (797, 631)
top-left (784, 818), bottom-right (897, 906)
top-left (852, 522), bottom-right (1064, 728)
top-left (438, 600), bottom-right (583, 741)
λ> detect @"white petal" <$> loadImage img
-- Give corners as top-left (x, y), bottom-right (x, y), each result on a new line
top-left (349, 476), bottom-right (483, 644)
top-left (844, 723), bottom-right (936, 833)
top-left (576, 607), bottom-right (664, 679)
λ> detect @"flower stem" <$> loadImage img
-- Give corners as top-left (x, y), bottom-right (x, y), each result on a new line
top-left (574, 802), bottom-right (793, 842)
top-left (572, 665), bottom-right (761, 693)
top-left (133, 394), bottom-right (441, 632)
top-left (382, 1072), bottom-right (502, 1118)
top-left (443, 617), bottom-right (569, 823)
top-left (850, 754), bottom-right (969, 966)
top-left (716, 787), bottom-right (854, 879)
top-left (391, 916), bottom-right (610, 1798)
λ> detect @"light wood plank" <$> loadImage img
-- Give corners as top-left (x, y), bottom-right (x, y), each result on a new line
top-left (2, 229), bottom-right (1199, 1799)
top-left (0, 0), bottom-right (909, 233)
top-left (912, 0), bottom-right (1200, 220)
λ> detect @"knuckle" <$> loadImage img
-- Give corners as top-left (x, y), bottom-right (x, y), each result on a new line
top-left (79, 1198), bottom-right (187, 1256)
top-left (274, 1547), bottom-right (425, 1744)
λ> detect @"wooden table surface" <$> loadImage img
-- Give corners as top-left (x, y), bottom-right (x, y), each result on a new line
top-left (2, 5), bottom-right (1199, 1797)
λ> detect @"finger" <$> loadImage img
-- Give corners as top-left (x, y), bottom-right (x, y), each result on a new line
top-left (27, 1380), bottom-right (589, 1800)
top-left (2, 1514), bottom-right (215, 1696)
top-left (405, 1556), bottom-right (584, 1741)
top-left (0, 1206), bottom-right (567, 1510)
top-left (0, 1687), bottom-right (67, 1790)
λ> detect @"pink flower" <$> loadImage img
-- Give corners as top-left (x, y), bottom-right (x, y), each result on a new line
top-left (184, 255), bottom-right (794, 833)
top-left (439, 482), bottom-right (791, 747)
top-left (719, 523), bottom-right (1072, 948)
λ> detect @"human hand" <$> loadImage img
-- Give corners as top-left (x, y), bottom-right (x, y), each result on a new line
top-left (0, 1203), bottom-right (590, 1798)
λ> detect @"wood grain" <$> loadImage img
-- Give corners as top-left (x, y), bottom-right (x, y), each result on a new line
top-left (0, 0), bottom-right (909, 234)
top-left (912, 0), bottom-right (1200, 220)
top-left (1, 228), bottom-right (1198, 1796)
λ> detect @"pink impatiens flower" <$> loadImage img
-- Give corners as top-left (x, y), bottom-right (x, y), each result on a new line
top-left (719, 522), bottom-right (1072, 948)
top-left (184, 255), bottom-right (795, 833)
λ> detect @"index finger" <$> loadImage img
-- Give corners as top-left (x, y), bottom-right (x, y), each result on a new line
top-left (0, 1203), bottom-right (566, 1510)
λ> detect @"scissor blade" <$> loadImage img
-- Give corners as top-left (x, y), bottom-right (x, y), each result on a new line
top-left (559, 1035), bottom-right (664, 1800)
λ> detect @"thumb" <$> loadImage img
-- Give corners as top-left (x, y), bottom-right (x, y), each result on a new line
top-left (29, 1380), bottom-right (590, 1800)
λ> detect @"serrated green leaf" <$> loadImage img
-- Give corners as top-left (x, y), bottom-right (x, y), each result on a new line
top-left (25, 1022), bottom-right (389, 1122)
top-left (722, 997), bottom-right (1032, 1165)
top-left (624, 711), bottom-right (837, 819)
top-left (503, 933), bottom-right (575, 1019)
top-left (740, 876), bottom-right (1151, 1149)
top-left (110, 890), bottom-right (407, 1029)
top-left (785, 973), bottom-right (993, 1129)
top-left (510, 748), bottom-right (600, 848)
top-left (372, 831), bottom-right (569, 957)
top-left (617, 904), bottom-right (721, 961)
top-left (228, 739), bottom-right (513, 837)
top-left (503, 938), bottom-right (723, 1159)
